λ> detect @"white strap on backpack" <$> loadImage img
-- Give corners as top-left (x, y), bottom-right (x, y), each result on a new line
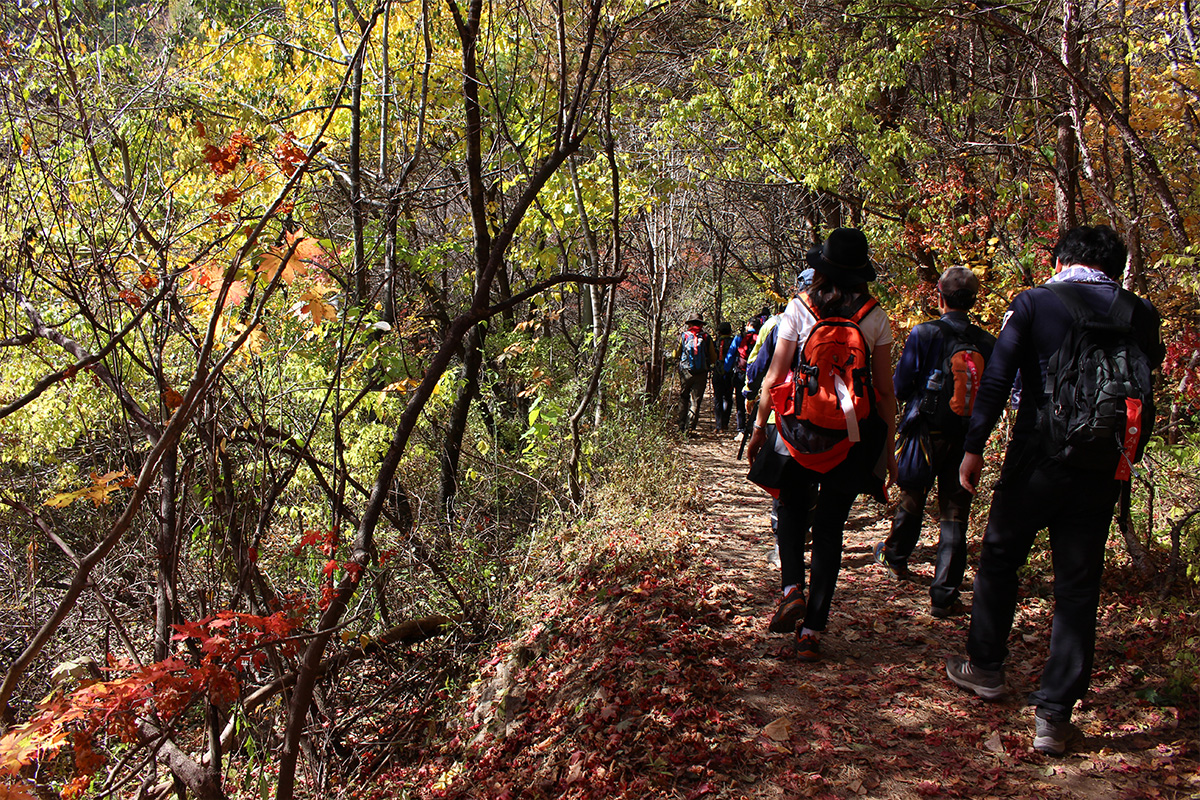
top-left (833, 373), bottom-right (861, 442)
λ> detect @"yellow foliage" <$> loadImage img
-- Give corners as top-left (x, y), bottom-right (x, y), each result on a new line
top-left (43, 470), bottom-right (133, 508)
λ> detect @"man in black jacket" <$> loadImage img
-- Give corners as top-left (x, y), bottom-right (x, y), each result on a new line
top-left (947, 226), bottom-right (1163, 755)
top-left (874, 267), bottom-right (995, 618)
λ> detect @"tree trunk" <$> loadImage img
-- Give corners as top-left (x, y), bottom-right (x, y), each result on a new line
top-left (154, 445), bottom-right (180, 662)
top-left (440, 323), bottom-right (487, 518)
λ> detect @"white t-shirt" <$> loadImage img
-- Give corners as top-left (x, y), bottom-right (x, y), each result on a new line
top-left (776, 295), bottom-right (892, 349)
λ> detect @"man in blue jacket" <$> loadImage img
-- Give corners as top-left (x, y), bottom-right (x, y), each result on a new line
top-left (947, 226), bottom-right (1163, 755)
top-left (874, 267), bottom-right (995, 618)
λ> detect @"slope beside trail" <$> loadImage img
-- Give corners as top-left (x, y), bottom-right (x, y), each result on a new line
top-left (406, 425), bottom-right (1196, 800)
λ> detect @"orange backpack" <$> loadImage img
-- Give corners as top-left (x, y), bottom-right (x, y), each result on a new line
top-left (771, 294), bottom-right (878, 473)
top-left (918, 319), bottom-right (988, 431)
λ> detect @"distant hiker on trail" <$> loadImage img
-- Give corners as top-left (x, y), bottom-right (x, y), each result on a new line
top-left (675, 314), bottom-right (720, 434)
top-left (747, 228), bottom-right (897, 663)
top-left (874, 267), bottom-right (995, 619)
top-left (946, 225), bottom-right (1162, 755)
top-left (712, 321), bottom-right (735, 433)
top-left (732, 319), bottom-right (760, 437)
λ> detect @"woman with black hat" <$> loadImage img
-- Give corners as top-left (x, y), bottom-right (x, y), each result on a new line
top-left (746, 228), bottom-right (898, 662)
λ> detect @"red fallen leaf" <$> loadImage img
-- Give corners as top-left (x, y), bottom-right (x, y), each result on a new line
top-left (684, 783), bottom-right (713, 800)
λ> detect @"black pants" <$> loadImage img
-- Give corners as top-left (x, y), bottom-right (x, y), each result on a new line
top-left (775, 444), bottom-right (869, 633)
top-left (881, 435), bottom-right (974, 608)
top-left (712, 372), bottom-right (733, 431)
top-left (966, 448), bottom-right (1120, 722)
top-left (733, 372), bottom-right (747, 432)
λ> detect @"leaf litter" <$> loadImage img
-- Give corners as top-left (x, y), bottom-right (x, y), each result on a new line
top-left (369, 429), bottom-right (1198, 800)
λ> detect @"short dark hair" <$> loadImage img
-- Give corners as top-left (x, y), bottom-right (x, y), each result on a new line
top-left (937, 266), bottom-right (979, 310)
top-left (1052, 225), bottom-right (1127, 280)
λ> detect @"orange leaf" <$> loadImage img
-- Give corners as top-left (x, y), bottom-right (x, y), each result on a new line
top-left (137, 272), bottom-right (159, 290)
top-left (118, 288), bottom-right (142, 309)
top-left (0, 781), bottom-right (39, 800)
top-left (187, 261), bottom-right (247, 309)
top-left (273, 132), bottom-right (308, 176)
top-left (295, 287), bottom-right (336, 327)
top-left (214, 187), bottom-right (242, 207)
top-left (257, 229), bottom-right (328, 285)
top-left (162, 388), bottom-right (184, 411)
top-left (44, 470), bottom-right (131, 508)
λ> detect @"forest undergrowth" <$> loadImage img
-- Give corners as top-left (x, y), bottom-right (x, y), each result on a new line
top-left (363, 429), bottom-right (1199, 800)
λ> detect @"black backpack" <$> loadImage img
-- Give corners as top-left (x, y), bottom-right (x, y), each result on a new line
top-left (918, 320), bottom-right (989, 433)
top-left (1038, 282), bottom-right (1155, 476)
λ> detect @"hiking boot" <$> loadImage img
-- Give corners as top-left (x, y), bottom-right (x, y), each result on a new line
top-left (945, 655), bottom-right (1006, 700)
top-left (795, 632), bottom-right (821, 662)
top-left (931, 599), bottom-right (968, 619)
top-left (1033, 715), bottom-right (1080, 755)
top-left (768, 586), bottom-right (806, 633)
top-left (873, 541), bottom-right (912, 581)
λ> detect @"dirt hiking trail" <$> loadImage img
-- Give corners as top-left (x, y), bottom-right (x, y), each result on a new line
top-left (670, 427), bottom-right (1195, 799)
top-left (427, 424), bottom-right (1196, 800)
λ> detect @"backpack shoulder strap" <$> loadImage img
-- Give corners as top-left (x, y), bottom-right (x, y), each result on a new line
top-left (847, 295), bottom-right (878, 324)
top-left (1045, 281), bottom-right (1135, 332)
top-left (799, 292), bottom-right (819, 319)
top-left (930, 316), bottom-right (977, 347)
top-left (1043, 281), bottom-right (1091, 320)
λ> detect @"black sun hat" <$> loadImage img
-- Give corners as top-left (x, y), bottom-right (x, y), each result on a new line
top-left (805, 228), bottom-right (876, 286)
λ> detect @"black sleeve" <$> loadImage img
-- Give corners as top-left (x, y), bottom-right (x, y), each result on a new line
top-left (964, 294), bottom-right (1033, 454)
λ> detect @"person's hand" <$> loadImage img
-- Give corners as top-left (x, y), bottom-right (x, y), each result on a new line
top-left (959, 451), bottom-right (984, 495)
top-left (886, 450), bottom-right (899, 487)
top-left (746, 424), bottom-right (767, 463)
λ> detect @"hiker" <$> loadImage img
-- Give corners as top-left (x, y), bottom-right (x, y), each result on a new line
top-left (946, 225), bottom-right (1162, 755)
top-left (744, 295), bottom-right (815, 567)
top-left (732, 319), bottom-right (760, 436)
top-left (712, 321), bottom-right (735, 433)
top-left (874, 267), bottom-right (995, 618)
top-left (747, 228), bottom-right (897, 662)
top-left (675, 314), bottom-right (719, 434)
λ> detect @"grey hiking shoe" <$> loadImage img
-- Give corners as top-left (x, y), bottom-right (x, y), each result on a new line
top-left (946, 655), bottom-right (1007, 700)
top-left (1033, 715), bottom-right (1080, 755)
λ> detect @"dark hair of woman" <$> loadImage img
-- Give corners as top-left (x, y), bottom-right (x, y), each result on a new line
top-left (805, 271), bottom-right (869, 317)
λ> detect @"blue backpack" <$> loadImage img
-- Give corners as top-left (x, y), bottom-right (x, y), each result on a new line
top-left (680, 328), bottom-right (709, 371)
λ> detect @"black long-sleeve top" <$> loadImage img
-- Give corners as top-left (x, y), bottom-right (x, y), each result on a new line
top-left (963, 277), bottom-right (1164, 456)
